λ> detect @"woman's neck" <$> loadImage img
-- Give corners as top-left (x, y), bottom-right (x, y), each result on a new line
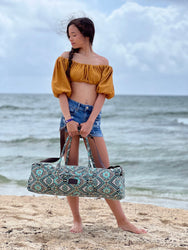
top-left (78, 44), bottom-right (93, 57)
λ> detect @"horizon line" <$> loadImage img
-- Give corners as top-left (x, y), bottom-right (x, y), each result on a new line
top-left (0, 93), bottom-right (188, 97)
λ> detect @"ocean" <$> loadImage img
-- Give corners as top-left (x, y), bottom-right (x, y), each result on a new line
top-left (0, 94), bottom-right (188, 209)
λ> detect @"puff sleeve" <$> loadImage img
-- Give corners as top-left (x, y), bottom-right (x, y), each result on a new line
top-left (96, 66), bottom-right (115, 99)
top-left (51, 57), bottom-right (71, 98)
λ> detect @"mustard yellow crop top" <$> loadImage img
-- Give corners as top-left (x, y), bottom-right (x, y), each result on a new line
top-left (51, 56), bottom-right (115, 99)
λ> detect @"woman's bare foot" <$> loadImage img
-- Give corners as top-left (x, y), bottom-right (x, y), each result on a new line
top-left (118, 220), bottom-right (147, 234)
top-left (70, 220), bottom-right (83, 233)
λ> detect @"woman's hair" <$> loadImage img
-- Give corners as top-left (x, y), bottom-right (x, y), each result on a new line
top-left (66, 17), bottom-right (95, 79)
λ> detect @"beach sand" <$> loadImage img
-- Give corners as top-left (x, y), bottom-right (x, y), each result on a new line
top-left (0, 195), bottom-right (187, 250)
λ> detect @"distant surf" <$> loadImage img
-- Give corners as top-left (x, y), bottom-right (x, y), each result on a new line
top-left (0, 94), bottom-right (188, 209)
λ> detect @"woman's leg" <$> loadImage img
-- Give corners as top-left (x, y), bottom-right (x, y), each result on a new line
top-left (88, 136), bottom-right (147, 234)
top-left (65, 134), bottom-right (83, 233)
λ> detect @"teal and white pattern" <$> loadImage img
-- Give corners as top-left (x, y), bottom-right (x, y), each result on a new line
top-left (27, 137), bottom-right (125, 200)
top-left (27, 163), bottom-right (125, 199)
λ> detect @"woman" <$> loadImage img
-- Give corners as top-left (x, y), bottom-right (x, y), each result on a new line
top-left (51, 17), bottom-right (146, 234)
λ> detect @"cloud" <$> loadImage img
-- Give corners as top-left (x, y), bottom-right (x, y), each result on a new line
top-left (93, 1), bottom-right (188, 94)
top-left (101, 2), bottom-right (188, 74)
top-left (0, 0), bottom-right (89, 74)
top-left (0, 0), bottom-right (188, 95)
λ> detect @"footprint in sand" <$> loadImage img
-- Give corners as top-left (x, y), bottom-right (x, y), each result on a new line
top-left (12, 215), bottom-right (34, 221)
top-left (138, 212), bottom-right (148, 216)
top-left (182, 223), bottom-right (188, 227)
top-left (160, 219), bottom-right (171, 225)
top-left (11, 204), bottom-right (23, 208)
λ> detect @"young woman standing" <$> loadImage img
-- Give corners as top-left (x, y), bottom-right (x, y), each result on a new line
top-left (52, 17), bottom-right (146, 234)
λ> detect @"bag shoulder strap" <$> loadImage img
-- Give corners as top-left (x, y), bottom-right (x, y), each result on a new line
top-left (89, 136), bottom-right (106, 169)
top-left (40, 157), bottom-right (60, 163)
top-left (39, 136), bottom-right (71, 164)
top-left (60, 136), bottom-right (97, 168)
top-left (40, 136), bottom-right (102, 169)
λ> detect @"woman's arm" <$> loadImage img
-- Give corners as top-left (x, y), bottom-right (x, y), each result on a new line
top-left (80, 93), bottom-right (105, 137)
top-left (59, 94), bottom-right (79, 137)
top-left (59, 93), bottom-right (71, 120)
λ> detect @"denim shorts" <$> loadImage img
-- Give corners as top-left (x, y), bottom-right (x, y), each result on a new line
top-left (60, 98), bottom-right (103, 137)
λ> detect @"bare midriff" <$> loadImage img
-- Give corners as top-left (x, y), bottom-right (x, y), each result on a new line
top-left (70, 81), bottom-right (97, 106)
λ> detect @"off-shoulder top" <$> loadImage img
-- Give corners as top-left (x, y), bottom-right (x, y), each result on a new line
top-left (51, 56), bottom-right (115, 99)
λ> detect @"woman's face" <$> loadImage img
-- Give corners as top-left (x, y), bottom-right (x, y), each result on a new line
top-left (68, 24), bottom-right (86, 49)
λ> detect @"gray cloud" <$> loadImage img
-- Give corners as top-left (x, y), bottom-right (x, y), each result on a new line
top-left (0, 0), bottom-right (188, 95)
top-left (96, 1), bottom-right (188, 94)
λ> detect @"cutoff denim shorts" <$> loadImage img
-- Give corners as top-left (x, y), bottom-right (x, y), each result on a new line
top-left (60, 98), bottom-right (103, 137)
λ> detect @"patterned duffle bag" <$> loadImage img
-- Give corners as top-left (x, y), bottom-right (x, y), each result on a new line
top-left (27, 136), bottom-right (125, 200)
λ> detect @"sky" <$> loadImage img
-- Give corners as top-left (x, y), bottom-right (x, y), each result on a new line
top-left (0, 0), bottom-right (188, 96)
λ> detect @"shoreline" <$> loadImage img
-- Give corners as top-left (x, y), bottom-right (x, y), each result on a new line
top-left (0, 195), bottom-right (187, 249)
top-left (0, 183), bottom-right (187, 210)
top-left (0, 181), bottom-right (187, 210)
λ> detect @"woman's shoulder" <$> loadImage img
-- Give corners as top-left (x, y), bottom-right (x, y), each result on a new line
top-left (94, 53), bottom-right (109, 66)
top-left (54, 52), bottom-right (69, 67)
top-left (55, 52), bottom-right (69, 64)
top-left (60, 51), bottom-right (69, 59)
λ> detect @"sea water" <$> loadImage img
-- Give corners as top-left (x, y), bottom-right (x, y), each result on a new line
top-left (0, 94), bottom-right (188, 209)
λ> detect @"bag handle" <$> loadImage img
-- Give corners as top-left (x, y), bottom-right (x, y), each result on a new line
top-left (59, 135), bottom-right (97, 168)
top-left (41, 135), bottom-right (106, 169)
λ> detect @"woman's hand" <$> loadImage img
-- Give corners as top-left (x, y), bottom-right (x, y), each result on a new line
top-left (80, 120), bottom-right (93, 138)
top-left (66, 121), bottom-right (80, 137)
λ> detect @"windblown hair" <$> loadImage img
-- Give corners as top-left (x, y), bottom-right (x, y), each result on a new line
top-left (66, 17), bottom-right (95, 79)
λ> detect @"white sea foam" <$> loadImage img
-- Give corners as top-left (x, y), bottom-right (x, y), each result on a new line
top-left (177, 118), bottom-right (188, 125)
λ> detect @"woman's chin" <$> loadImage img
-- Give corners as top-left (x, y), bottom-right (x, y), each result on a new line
top-left (72, 45), bottom-right (79, 49)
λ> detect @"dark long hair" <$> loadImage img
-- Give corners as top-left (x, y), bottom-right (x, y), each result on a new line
top-left (66, 17), bottom-right (95, 79)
